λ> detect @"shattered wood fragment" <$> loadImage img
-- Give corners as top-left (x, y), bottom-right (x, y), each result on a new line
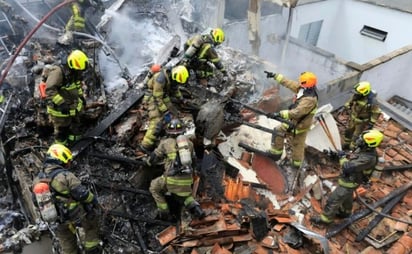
top-left (273, 223), bottom-right (285, 231)
top-left (211, 242), bottom-right (232, 254)
top-left (156, 226), bottom-right (178, 246)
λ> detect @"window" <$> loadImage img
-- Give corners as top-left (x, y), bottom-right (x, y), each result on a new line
top-left (360, 25), bottom-right (387, 41)
top-left (298, 20), bottom-right (323, 46)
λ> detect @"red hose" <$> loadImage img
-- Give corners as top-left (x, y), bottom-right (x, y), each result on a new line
top-left (0, 0), bottom-right (76, 86)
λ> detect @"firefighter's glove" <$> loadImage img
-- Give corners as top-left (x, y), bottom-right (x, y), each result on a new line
top-left (264, 71), bottom-right (275, 78)
top-left (270, 112), bottom-right (281, 119)
top-left (367, 122), bottom-right (375, 130)
top-left (337, 150), bottom-right (346, 159)
top-left (271, 110), bottom-right (288, 120)
top-left (58, 103), bottom-right (70, 115)
top-left (84, 197), bottom-right (98, 218)
top-left (80, 97), bottom-right (86, 107)
top-left (163, 111), bottom-right (172, 124)
top-left (157, 209), bottom-right (171, 220)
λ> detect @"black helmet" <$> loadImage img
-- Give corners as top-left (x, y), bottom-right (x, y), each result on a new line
top-left (166, 119), bottom-right (184, 135)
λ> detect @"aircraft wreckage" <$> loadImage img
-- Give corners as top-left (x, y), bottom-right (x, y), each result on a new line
top-left (1, 0), bottom-right (412, 254)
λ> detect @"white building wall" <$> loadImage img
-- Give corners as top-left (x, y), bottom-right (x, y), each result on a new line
top-left (291, 0), bottom-right (412, 64)
top-left (360, 50), bottom-right (412, 101)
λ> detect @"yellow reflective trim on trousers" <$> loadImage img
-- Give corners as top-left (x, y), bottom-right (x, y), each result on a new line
top-left (47, 107), bottom-right (72, 117)
top-left (183, 196), bottom-right (195, 206)
top-left (47, 100), bottom-right (82, 117)
top-left (84, 241), bottom-right (100, 249)
top-left (269, 148), bottom-right (283, 155)
top-left (292, 160), bottom-right (301, 167)
top-left (172, 191), bottom-right (192, 197)
top-left (157, 203), bottom-right (168, 210)
top-left (321, 214), bottom-right (333, 223)
top-left (166, 178), bottom-right (193, 185)
top-left (52, 94), bottom-right (64, 105)
top-left (338, 178), bottom-right (358, 188)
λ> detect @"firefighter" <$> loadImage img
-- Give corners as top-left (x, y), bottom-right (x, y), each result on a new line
top-left (181, 28), bottom-right (228, 85)
top-left (310, 129), bottom-right (384, 225)
top-left (44, 49), bottom-right (88, 145)
top-left (42, 144), bottom-right (101, 254)
top-left (147, 118), bottom-right (205, 220)
top-left (343, 81), bottom-right (381, 150)
top-left (138, 65), bottom-right (189, 153)
top-left (265, 71), bottom-right (318, 169)
top-left (59, 0), bottom-right (104, 44)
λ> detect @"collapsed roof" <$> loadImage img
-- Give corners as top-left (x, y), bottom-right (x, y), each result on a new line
top-left (0, 0), bottom-right (411, 254)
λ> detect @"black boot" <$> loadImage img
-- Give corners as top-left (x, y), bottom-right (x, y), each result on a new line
top-left (268, 153), bottom-right (281, 161)
top-left (187, 202), bottom-right (205, 219)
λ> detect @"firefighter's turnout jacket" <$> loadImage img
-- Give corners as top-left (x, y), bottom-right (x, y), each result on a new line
top-left (45, 65), bottom-right (84, 118)
top-left (149, 136), bottom-right (196, 212)
top-left (43, 163), bottom-right (100, 253)
top-left (344, 92), bottom-right (381, 149)
top-left (270, 77), bottom-right (318, 168)
top-left (320, 147), bottom-right (378, 223)
top-left (44, 65), bottom-right (85, 144)
top-left (183, 34), bottom-right (225, 78)
top-left (141, 69), bottom-right (182, 150)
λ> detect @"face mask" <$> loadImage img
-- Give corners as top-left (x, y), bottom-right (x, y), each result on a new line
top-left (293, 88), bottom-right (305, 102)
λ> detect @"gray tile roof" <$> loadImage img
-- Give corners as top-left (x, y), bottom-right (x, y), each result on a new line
top-left (356, 0), bottom-right (412, 14)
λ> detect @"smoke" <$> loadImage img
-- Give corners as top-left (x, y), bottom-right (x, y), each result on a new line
top-left (99, 8), bottom-right (175, 91)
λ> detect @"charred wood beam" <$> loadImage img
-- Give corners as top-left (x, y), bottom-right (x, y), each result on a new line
top-left (326, 182), bottom-right (412, 238)
top-left (239, 142), bottom-right (276, 158)
top-left (71, 89), bottom-right (144, 157)
top-left (239, 200), bottom-right (268, 242)
top-left (94, 181), bottom-right (151, 196)
top-left (107, 210), bottom-right (173, 227)
top-left (379, 164), bottom-right (412, 172)
top-left (88, 152), bottom-right (146, 166)
top-left (355, 191), bottom-right (406, 242)
top-left (129, 219), bottom-right (148, 253)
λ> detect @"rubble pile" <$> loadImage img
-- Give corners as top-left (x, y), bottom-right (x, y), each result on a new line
top-left (0, 0), bottom-right (411, 253)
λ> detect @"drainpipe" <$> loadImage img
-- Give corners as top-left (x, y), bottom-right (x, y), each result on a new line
top-left (280, 0), bottom-right (298, 67)
top-left (248, 0), bottom-right (261, 56)
top-left (0, 0), bottom-right (76, 87)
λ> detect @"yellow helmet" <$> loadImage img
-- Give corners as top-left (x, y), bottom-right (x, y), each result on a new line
top-left (299, 72), bottom-right (317, 88)
top-left (47, 144), bottom-right (73, 164)
top-left (354, 81), bottom-right (371, 96)
top-left (67, 50), bottom-right (89, 70)
top-left (211, 28), bottom-right (225, 45)
top-left (171, 65), bottom-right (189, 84)
top-left (361, 129), bottom-right (383, 147)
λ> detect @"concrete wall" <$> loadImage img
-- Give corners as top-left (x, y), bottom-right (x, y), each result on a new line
top-left (359, 46), bottom-right (412, 101)
top-left (291, 0), bottom-right (412, 64)
top-left (223, 16), bottom-right (353, 91)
